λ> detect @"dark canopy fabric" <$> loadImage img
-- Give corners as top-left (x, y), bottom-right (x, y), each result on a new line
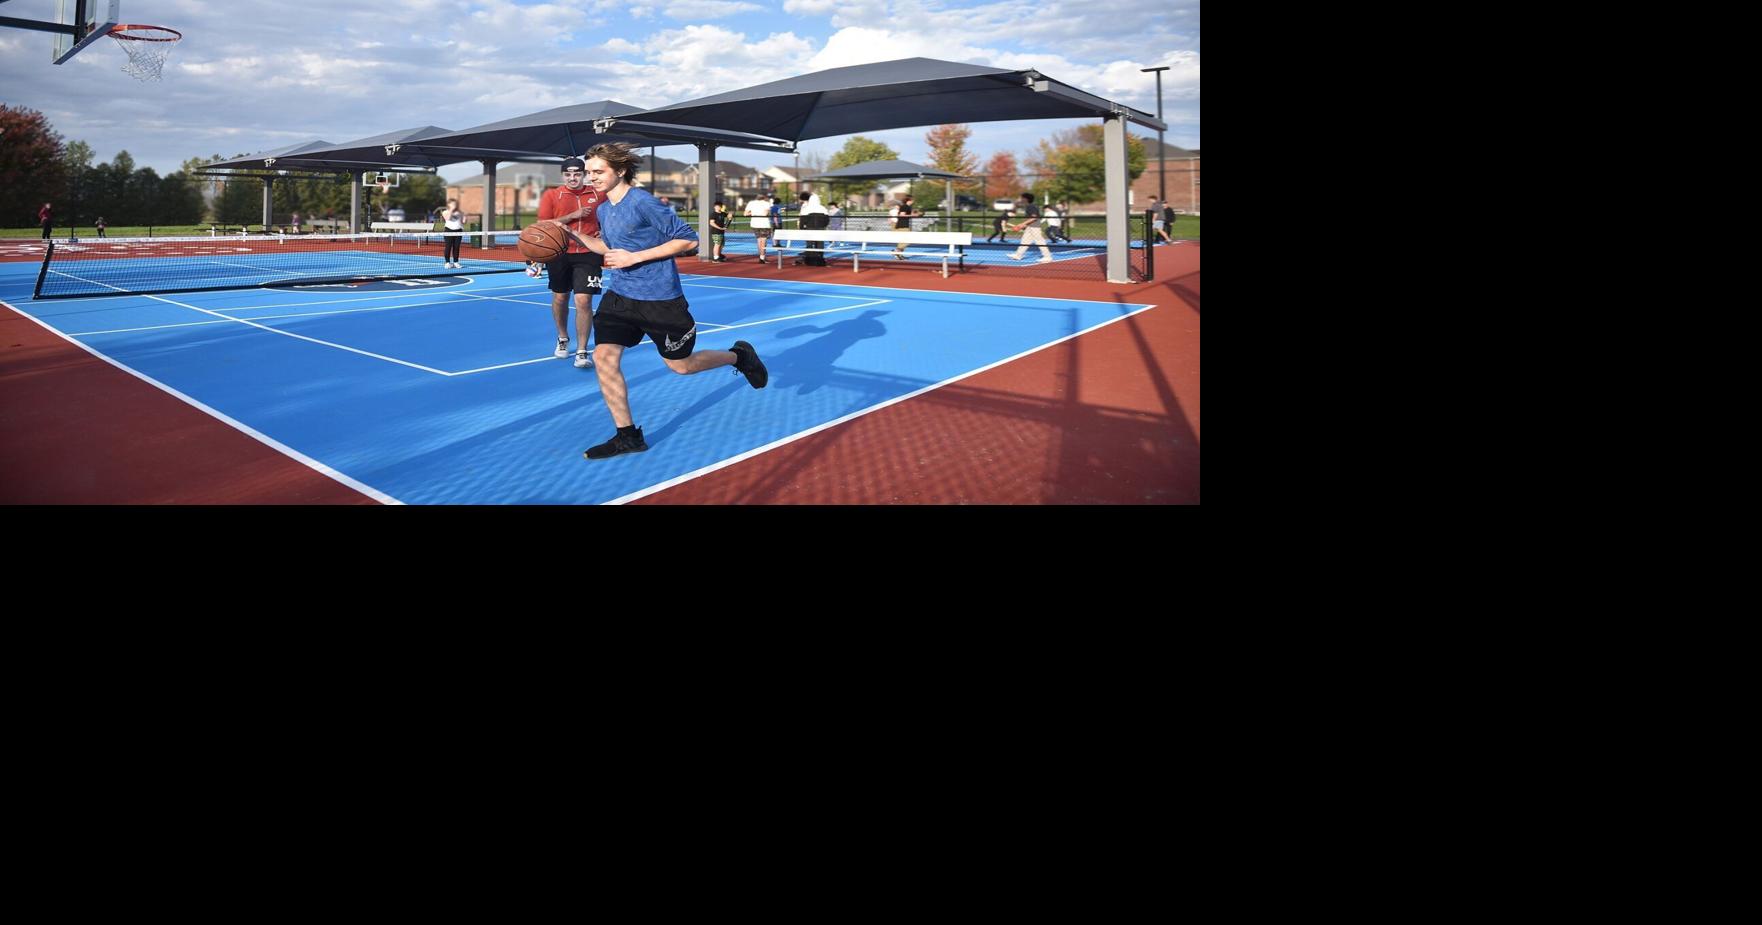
top-left (601, 58), bottom-right (1162, 143)
top-left (199, 140), bottom-right (339, 172)
top-left (266, 125), bottom-right (464, 172)
top-left (403, 101), bottom-right (657, 161)
top-left (804, 159), bottom-right (967, 181)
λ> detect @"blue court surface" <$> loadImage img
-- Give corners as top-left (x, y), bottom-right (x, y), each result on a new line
top-left (2, 260), bottom-right (1155, 504)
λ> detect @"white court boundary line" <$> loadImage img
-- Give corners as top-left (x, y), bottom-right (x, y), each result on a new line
top-left (607, 300), bottom-right (1161, 504)
top-left (0, 295), bottom-right (402, 505)
top-left (679, 273), bottom-right (1158, 307)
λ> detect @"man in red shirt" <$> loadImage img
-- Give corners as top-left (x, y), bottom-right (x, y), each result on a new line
top-left (537, 157), bottom-right (605, 369)
top-left (40, 203), bottom-right (53, 241)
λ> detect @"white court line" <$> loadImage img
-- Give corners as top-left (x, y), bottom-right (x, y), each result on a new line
top-left (606, 301), bottom-right (1163, 505)
top-left (677, 273), bottom-right (1156, 307)
top-left (0, 294), bottom-right (402, 504)
top-left (66, 276), bottom-right (550, 337)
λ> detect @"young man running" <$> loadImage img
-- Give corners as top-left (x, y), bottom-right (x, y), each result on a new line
top-left (576, 143), bottom-right (769, 460)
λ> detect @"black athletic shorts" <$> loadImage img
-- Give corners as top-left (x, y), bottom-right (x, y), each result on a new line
top-left (546, 250), bottom-right (604, 295)
top-left (594, 290), bottom-right (698, 360)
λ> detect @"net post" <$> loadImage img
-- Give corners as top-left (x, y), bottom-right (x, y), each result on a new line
top-left (34, 241), bottom-right (55, 299)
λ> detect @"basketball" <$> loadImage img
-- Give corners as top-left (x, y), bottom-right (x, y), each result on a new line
top-left (518, 223), bottom-right (568, 262)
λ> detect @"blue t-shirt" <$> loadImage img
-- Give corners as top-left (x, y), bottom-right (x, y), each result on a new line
top-left (596, 186), bottom-right (698, 301)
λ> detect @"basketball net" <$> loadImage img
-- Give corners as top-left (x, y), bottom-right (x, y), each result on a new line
top-left (108, 25), bottom-right (182, 82)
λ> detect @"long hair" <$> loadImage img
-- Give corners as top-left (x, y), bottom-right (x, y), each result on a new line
top-left (585, 142), bottom-right (641, 185)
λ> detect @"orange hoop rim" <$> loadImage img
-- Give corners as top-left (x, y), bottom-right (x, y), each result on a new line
top-left (108, 24), bottom-right (182, 42)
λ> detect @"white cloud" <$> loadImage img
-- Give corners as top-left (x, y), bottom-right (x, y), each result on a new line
top-left (665, 1), bottom-right (764, 20)
top-left (3, 0), bottom-right (1197, 180)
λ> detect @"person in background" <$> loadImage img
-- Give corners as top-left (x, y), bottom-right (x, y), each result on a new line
top-left (1148, 197), bottom-right (1172, 244)
top-left (745, 191), bottom-right (773, 262)
top-left (537, 157), bottom-right (605, 369)
top-left (441, 198), bottom-right (466, 269)
top-left (986, 206), bottom-right (1012, 243)
top-left (797, 191), bottom-right (829, 266)
top-left (95, 215), bottom-right (107, 239)
top-left (709, 199), bottom-right (730, 262)
top-left (290, 211), bottom-right (301, 234)
top-left (891, 194), bottom-right (922, 260)
top-left (1007, 192), bottom-right (1054, 263)
top-left (1042, 202), bottom-right (1063, 243)
top-left (40, 202), bottom-right (53, 240)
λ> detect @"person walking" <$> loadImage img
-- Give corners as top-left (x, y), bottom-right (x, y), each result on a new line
top-left (40, 202), bottom-right (53, 241)
top-left (441, 199), bottom-right (466, 269)
top-left (745, 192), bottom-right (773, 262)
top-left (537, 157), bottom-right (605, 369)
top-left (1007, 193), bottom-right (1053, 263)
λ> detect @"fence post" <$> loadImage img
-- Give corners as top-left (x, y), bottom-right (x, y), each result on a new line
top-left (1142, 210), bottom-right (1154, 281)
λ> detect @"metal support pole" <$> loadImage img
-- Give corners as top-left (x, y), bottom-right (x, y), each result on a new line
top-left (480, 159), bottom-right (497, 249)
top-left (1103, 113), bottom-right (1130, 284)
top-left (697, 143), bottom-right (717, 262)
top-left (261, 177), bottom-right (273, 229)
top-left (1141, 65), bottom-right (1170, 205)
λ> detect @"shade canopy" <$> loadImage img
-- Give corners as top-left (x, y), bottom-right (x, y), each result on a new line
top-left (597, 58), bottom-right (1163, 143)
top-left (804, 159), bottom-right (968, 182)
top-left (197, 139), bottom-right (339, 173)
top-left (400, 100), bottom-right (766, 161)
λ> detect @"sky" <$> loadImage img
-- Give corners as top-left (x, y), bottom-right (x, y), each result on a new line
top-left (0, 0), bottom-right (1200, 182)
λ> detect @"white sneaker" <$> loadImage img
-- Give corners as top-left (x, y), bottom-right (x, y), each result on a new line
top-left (1007, 254), bottom-right (1023, 261)
top-left (1037, 256), bottom-right (1054, 263)
top-left (554, 338), bottom-right (569, 358)
top-left (574, 350), bottom-right (593, 369)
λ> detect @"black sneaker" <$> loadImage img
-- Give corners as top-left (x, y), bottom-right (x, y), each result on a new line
top-left (584, 428), bottom-right (648, 460)
top-left (729, 340), bottom-right (768, 389)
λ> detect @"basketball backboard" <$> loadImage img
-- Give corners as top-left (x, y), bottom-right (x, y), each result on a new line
top-left (52, 0), bottom-right (120, 63)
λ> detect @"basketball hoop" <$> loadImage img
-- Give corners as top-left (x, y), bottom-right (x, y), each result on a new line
top-left (107, 25), bottom-right (181, 82)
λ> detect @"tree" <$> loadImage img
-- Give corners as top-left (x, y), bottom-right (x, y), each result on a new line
top-left (156, 173), bottom-right (206, 226)
top-left (63, 141), bottom-right (99, 230)
top-left (0, 105), bottom-right (68, 227)
top-left (982, 151), bottom-right (1022, 203)
top-left (216, 174), bottom-right (263, 225)
top-left (1027, 125), bottom-right (1145, 206)
top-left (123, 166), bottom-right (161, 226)
top-left (826, 136), bottom-right (898, 206)
top-left (924, 124), bottom-right (980, 187)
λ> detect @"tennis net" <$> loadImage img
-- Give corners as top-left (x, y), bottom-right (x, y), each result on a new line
top-left (33, 231), bottom-right (526, 299)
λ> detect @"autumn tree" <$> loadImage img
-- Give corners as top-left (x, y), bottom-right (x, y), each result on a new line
top-left (981, 151), bottom-right (1022, 202)
top-left (1, 105), bottom-right (68, 226)
top-left (1028, 125), bottom-right (1146, 206)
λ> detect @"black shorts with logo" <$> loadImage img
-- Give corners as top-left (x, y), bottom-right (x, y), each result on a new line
top-left (594, 290), bottom-right (698, 360)
top-left (546, 250), bottom-right (604, 295)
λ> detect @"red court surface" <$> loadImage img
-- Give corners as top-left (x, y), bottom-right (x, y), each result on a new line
top-left (1, 242), bottom-right (1199, 504)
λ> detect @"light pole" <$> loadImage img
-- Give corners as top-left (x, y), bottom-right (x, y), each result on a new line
top-left (1140, 65), bottom-right (1169, 206)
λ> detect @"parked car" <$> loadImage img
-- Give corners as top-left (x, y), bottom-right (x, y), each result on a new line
top-left (955, 195), bottom-right (982, 211)
top-left (386, 208), bottom-right (406, 221)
